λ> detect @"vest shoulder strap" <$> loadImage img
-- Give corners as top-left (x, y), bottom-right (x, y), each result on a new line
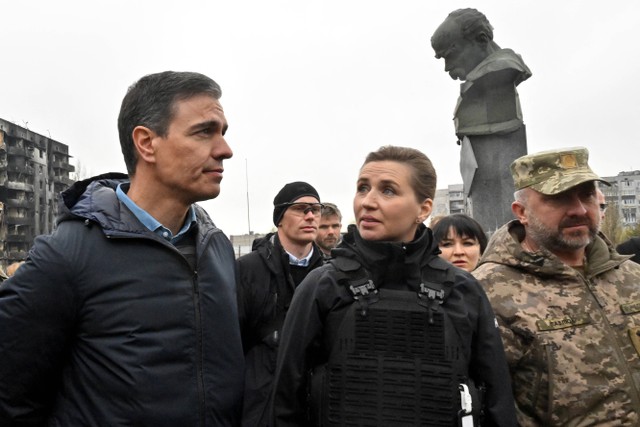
top-left (331, 255), bottom-right (459, 322)
top-left (329, 256), bottom-right (378, 315)
top-left (418, 256), bottom-right (457, 323)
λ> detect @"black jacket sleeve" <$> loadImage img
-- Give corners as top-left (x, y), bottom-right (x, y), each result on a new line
top-left (271, 266), bottom-right (342, 427)
top-left (0, 233), bottom-right (77, 425)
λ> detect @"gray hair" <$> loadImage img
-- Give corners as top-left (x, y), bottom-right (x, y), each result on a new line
top-left (321, 203), bottom-right (342, 221)
top-left (514, 188), bottom-right (529, 205)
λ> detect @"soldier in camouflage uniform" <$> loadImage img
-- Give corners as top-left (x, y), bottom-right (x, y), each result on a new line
top-left (473, 147), bottom-right (640, 426)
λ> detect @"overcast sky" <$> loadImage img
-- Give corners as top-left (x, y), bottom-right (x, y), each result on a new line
top-left (2, 1), bottom-right (639, 235)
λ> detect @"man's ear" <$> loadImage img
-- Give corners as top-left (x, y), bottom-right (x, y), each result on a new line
top-left (131, 126), bottom-right (157, 164)
top-left (512, 201), bottom-right (527, 225)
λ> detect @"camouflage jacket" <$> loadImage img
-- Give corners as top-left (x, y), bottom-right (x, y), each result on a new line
top-left (473, 220), bottom-right (640, 426)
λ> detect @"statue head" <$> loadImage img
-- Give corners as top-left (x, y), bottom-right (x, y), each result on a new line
top-left (431, 8), bottom-right (498, 81)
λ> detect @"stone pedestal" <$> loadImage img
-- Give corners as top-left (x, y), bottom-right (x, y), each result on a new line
top-left (465, 126), bottom-right (527, 234)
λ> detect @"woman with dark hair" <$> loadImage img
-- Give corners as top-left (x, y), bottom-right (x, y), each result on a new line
top-left (432, 213), bottom-right (487, 272)
top-left (272, 146), bottom-right (516, 426)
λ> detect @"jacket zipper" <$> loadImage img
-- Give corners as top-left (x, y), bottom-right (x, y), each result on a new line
top-left (583, 275), bottom-right (640, 413)
top-left (192, 228), bottom-right (218, 427)
top-left (110, 224), bottom-right (217, 425)
top-left (544, 343), bottom-right (553, 426)
top-left (192, 270), bottom-right (206, 427)
top-left (188, 228), bottom-right (215, 427)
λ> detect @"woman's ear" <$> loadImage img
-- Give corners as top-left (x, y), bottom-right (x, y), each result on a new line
top-left (419, 198), bottom-right (433, 223)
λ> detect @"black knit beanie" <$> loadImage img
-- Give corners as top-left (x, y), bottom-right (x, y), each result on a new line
top-left (273, 181), bottom-right (320, 226)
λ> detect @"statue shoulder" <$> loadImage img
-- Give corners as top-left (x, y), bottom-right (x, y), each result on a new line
top-left (464, 49), bottom-right (532, 87)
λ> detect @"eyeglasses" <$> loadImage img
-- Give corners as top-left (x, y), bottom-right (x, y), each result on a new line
top-left (277, 202), bottom-right (324, 216)
top-left (599, 203), bottom-right (607, 212)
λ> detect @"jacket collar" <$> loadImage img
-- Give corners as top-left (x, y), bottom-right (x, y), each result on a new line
top-left (334, 223), bottom-right (437, 287)
top-left (57, 173), bottom-right (218, 240)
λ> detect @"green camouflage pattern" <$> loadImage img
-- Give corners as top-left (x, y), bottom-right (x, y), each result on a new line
top-left (510, 147), bottom-right (608, 195)
top-left (473, 221), bottom-right (640, 426)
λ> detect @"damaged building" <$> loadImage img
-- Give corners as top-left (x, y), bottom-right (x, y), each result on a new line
top-left (0, 118), bottom-right (75, 270)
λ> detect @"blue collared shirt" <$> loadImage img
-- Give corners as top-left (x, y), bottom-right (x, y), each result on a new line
top-left (286, 247), bottom-right (315, 267)
top-left (116, 183), bottom-right (196, 245)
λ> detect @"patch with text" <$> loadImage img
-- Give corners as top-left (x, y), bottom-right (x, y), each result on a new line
top-left (536, 314), bottom-right (591, 331)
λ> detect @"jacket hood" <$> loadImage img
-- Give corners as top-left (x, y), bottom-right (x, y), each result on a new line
top-left (479, 220), bottom-right (629, 278)
top-left (251, 232), bottom-right (277, 252)
top-left (57, 173), bottom-right (218, 238)
top-left (58, 173), bottom-right (130, 227)
top-left (247, 232), bottom-right (281, 276)
top-left (60, 173), bottom-right (128, 212)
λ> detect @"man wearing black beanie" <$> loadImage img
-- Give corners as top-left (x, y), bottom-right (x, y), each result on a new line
top-left (236, 181), bottom-right (324, 427)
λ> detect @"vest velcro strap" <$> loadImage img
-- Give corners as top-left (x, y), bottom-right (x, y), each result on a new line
top-left (349, 278), bottom-right (377, 298)
top-left (418, 282), bottom-right (446, 325)
top-left (418, 283), bottom-right (445, 301)
top-left (348, 278), bottom-right (379, 317)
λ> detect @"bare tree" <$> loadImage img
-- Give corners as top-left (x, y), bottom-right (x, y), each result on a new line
top-left (625, 221), bottom-right (640, 239)
top-left (600, 202), bottom-right (627, 245)
top-left (70, 159), bottom-right (90, 181)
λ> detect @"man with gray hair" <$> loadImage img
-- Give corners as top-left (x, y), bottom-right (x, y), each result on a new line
top-left (315, 202), bottom-right (343, 258)
top-left (473, 147), bottom-right (640, 425)
top-left (0, 71), bottom-right (244, 425)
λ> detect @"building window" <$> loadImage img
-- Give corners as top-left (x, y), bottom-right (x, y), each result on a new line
top-left (623, 209), bottom-right (637, 223)
top-left (622, 196), bottom-right (635, 205)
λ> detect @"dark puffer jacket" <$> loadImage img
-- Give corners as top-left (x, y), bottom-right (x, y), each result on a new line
top-left (0, 173), bottom-right (244, 426)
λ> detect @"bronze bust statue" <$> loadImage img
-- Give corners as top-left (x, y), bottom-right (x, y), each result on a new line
top-left (431, 8), bottom-right (531, 137)
top-left (431, 8), bottom-right (532, 232)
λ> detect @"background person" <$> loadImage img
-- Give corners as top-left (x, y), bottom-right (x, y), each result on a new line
top-left (617, 237), bottom-right (640, 264)
top-left (0, 71), bottom-right (244, 426)
top-left (236, 181), bottom-right (324, 427)
top-left (473, 147), bottom-right (640, 425)
top-left (272, 145), bottom-right (516, 426)
top-left (315, 202), bottom-right (343, 258)
top-left (432, 213), bottom-right (487, 272)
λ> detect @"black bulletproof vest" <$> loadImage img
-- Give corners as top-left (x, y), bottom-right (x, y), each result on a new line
top-left (308, 258), bottom-right (479, 427)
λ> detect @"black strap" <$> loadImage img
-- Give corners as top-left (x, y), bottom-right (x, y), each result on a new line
top-left (417, 258), bottom-right (456, 323)
top-left (332, 256), bottom-right (456, 320)
top-left (330, 257), bottom-right (378, 316)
